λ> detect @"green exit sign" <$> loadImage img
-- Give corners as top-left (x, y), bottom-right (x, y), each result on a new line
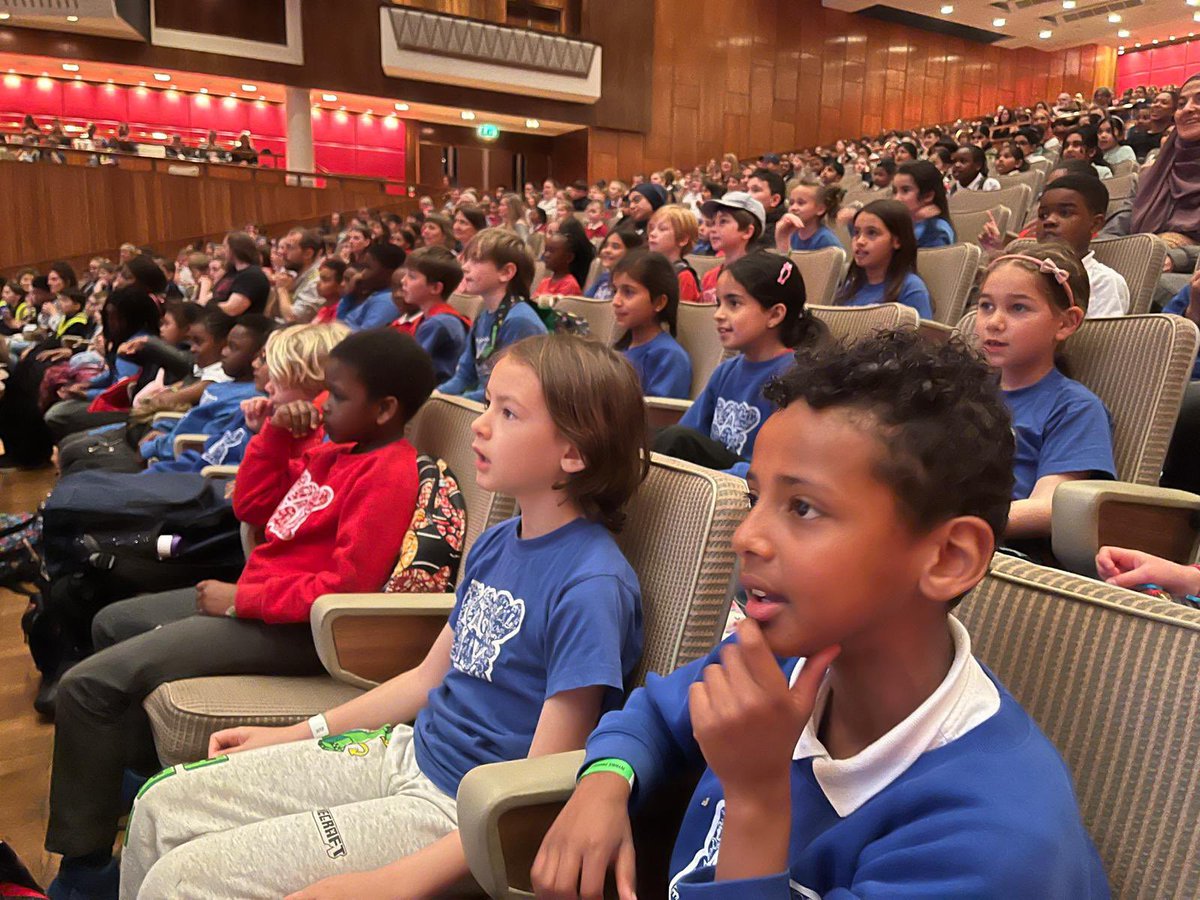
top-left (476, 123), bottom-right (500, 141)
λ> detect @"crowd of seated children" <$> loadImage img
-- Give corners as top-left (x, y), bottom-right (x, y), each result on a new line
top-left (655, 253), bottom-right (830, 477)
top-left (645, 205), bottom-right (702, 303)
top-left (586, 230), bottom-right (643, 301)
top-left (697, 193), bottom-right (764, 304)
top-left (534, 218), bottom-right (595, 298)
top-left (533, 329), bottom-right (1105, 899)
top-left (113, 333), bottom-right (650, 899)
top-left (611, 249), bottom-right (692, 399)
top-left (437, 228), bottom-right (548, 402)
top-left (974, 243), bottom-right (1115, 551)
top-left (836, 200), bottom-right (933, 317)
top-left (388, 246), bottom-right (471, 383)
top-left (773, 180), bottom-right (844, 254)
top-left (893, 160), bottom-right (957, 248)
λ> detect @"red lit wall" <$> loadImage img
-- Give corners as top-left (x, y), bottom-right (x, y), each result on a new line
top-left (0, 76), bottom-right (406, 180)
top-left (1116, 42), bottom-right (1200, 95)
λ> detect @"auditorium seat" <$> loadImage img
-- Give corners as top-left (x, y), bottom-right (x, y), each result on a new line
top-left (949, 205), bottom-right (1011, 248)
top-left (916, 243), bottom-right (981, 325)
top-left (684, 254), bottom-right (722, 281)
top-left (672, 302), bottom-right (724, 400)
top-left (950, 182), bottom-right (1033, 229)
top-left (448, 292), bottom-right (484, 321)
top-left (1006, 234), bottom-right (1168, 315)
top-left (550, 295), bottom-right (616, 343)
top-left (788, 245), bottom-right (846, 307)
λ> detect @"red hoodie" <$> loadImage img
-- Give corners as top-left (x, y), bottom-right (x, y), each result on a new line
top-left (231, 422), bottom-right (419, 623)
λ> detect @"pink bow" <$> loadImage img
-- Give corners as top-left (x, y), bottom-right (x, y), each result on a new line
top-left (990, 253), bottom-right (1077, 308)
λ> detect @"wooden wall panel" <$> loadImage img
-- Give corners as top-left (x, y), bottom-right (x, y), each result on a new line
top-left (587, 0), bottom-right (1116, 179)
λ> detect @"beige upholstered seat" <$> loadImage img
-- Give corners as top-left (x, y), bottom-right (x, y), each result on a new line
top-left (582, 255), bottom-right (604, 292)
top-left (456, 554), bottom-right (1200, 899)
top-left (999, 167), bottom-right (1045, 198)
top-left (550, 294), bottom-right (616, 343)
top-left (145, 395), bottom-right (515, 764)
top-left (949, 205), bottom-right (1011, 248)
top-left (950, 182), bottom-right (1033, 227)
top-left (1108, 158), bottom-right (1138, 178)
top-left (146, 452), bottom-right (746, 766)
top-left (1004, 234), bottom-right (1168, 315)
top-left (788, 245), bottom-right (846, 307)
top-left (448, 291), bottom-right (483, 321)
top-left (673, 302), bottom-right (723, 400)
top-left (684, 253), bottom-right (722, 281)
top-left (809, 302), bottom-right (920, 344)
top-left (956, 311), bottom-right (1198, 486)
top-left (1103, 171), bottom-right (1138, 201)
top-left (916, 243), bottom-right (981, 324)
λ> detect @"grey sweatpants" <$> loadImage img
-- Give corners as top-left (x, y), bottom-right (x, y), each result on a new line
top-left (120, 723), bottom-right (458, 899)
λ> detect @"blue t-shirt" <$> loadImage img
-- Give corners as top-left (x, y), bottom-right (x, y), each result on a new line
top-left (844, 272), bottom-right (933, 318)
top-left (138, 381), bottom-right (261, 462)
top-left (1003, 368), bottom-right (1115, 499)
top-left (586, 271), bottom-right (615, 300)
top-left (914, 216), bottom-right (956, 248)
top-left (624, 331), bottom-right (692, 399)
top-left (679, 353), bottom-right (794, 465)
top-left (336, 289), bottom-right (397, 331)
top-left (789, 226), bottom-right (842, 252)
top-left (413, 516), bottom-right (643, 797)
top-left (146, 408), bottom-right (253, 474)
top-left (1164, 286), bottom-right (1200, 379)
top-left (437, 299), bottom-right (547, 402)
top-left (414, 313), bottom-right (469, 383)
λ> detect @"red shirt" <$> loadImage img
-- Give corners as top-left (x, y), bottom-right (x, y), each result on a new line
top-left (534, 273), bottom-right (583, 298)
top-left (232, 423), bottom-right (419, 623)
top-left (700, 265), bottom-right (723, 304)
top-left (585, 222), bottom-right (609, 240)
top-left (314, 304), bottom-right (338, 324)
top-left (678, 268), bottom-right (702, 304)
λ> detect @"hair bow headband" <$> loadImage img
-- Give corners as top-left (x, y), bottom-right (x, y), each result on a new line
top-left (991, 253), bottom-right (1077, 308)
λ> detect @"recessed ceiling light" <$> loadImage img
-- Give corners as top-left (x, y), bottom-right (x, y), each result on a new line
top-left (241, 83), bottom-right (256, 92)
top-left (153, 73), bottom-right (171, 82)
top-left (1118, 29), bottom-right (1130, 37)
top-left (229, 91), bottom-right (237, 97)
top-left (0, 13), bottom-right (10, 20)
top-left (526, 119), bottom-right (540, 129)
top-left (322, 93), bottom-right (337, 102)
top-left (1171, 35), bottom-right (1177, 40)
top-left (73, 74), bottom-right (81, 80)
top-left (1039, 29), bottom-right (1052, 39)
top-left (992, 17), bottom-right (1006, 27)
top-left (62, 63), bottom-right (79, 72)
top-left (339, 105), bottom-right (346, 110)
top-left (106, 77), bottom-right (113, 83)
top-left (1135, 42), bottom-right (1142, 47)
top-left (66, 15), bottom-right (78, 22)
top-left (1153, 38), bottom-right (1159, 44)
top-left (1062, 0), bottom-right (1075, 8)
top-left (199, 87), bottom-right (208, 94)
top-left (461, 110), bottom-right (476, 120)
top-left (940, 4), bottom-right (953, 14)
top-left (1108, 13), bottom-right (1121, 23)
top-left (394, 102), bottom-right (408, 111)
top-left (138, 80), bottom-right (146, 86)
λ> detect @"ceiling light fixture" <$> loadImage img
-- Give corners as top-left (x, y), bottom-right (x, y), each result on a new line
top-left (394, 102), bottom-right (408, 111)
top-left (1039, 30), bottom-right (1052, 39)
top-left (1118, 29), bottom-right (1130, 37)
top-left (199, 87), bottom-right (208, 94)
top-left (241, 83), bottom-right (256, 92)
top-left (1195, 11), bottom-right (1200, 21)
top-left (1108, 13), bottom-right (1121, 23)
top-left (153, 72), bottom-right (171, 82)
top-left (940, 4), bottom-right (953, 14)
top-left (526, 119), bottom-right (540, 129)
top-left (1062, 0), bottom-right (1075, 8)
top-left (0, 13), bottom-right (10, 20)
top-left (62, 63), bottom-right (79, 72)
top-left (461, 110), bottom-right (476, 120)
top-left (992, 17), bottom-right (1006, 27)
top-left (322, 93), bottom-right (337, 102)
top-left (66, 15), bottom-right (78, 22)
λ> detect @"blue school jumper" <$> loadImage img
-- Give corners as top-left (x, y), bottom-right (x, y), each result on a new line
top-left (914, 217), bottom-right (956, 248)
top-left (336, 289), bottom-right (397, 331)
top-left (624, 332), bottom-right (692, 399)
top-left (789, 227), bottom-right (842, 252)
top-left (138, 381), bottom-right (261, 463)
top-left (414, 313), bottom-right (470, 383)
top-left (437, 300), bottom-right (547, 402)
top-left (1164, 287), bottom-right (1200, 379)
top-left (843, 272), bottom-right (933, 319)
top-left (145, 406), bottom-right (256, 474)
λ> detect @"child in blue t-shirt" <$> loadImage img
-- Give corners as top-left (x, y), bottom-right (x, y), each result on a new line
top-left (586, 230), bottom-right (643, 301)
top-left (437, 228), bottom-right (547, 402)
top-left (336, 242), bottom-right (405, 331)
top-left (533, 329), bottom-right (1107, 899)
top-left (390, 247), bottom-right (470, 383)
top-left (976, 243), bottom-right (1115, 541)
top-left (120, 334), bottom-right (649, 898)
top-left (836, 199), bottom-right (933, 318)
top-left (611, 249), bottom-right (692, 399)
top-left (894, 159), bottom-right (957, 248)
top-left (654, 252), bottom-right (831, 478)
top-left (773, 181), bottom-right (844, 254)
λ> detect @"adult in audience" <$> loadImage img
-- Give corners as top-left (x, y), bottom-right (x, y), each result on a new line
top-left (498, 192), bottom-right (530, 241)
top-left (451, 205), bottom-right (487, 255)
top-left (420, 214), bottom-right (453, 249)
top-left (272, 228), bottom-right (325, 323)
top-left (538, 178), bottom-right (559, 217)
top-left (1126, 90), bottom-right (1176, 162)
top-left (212, 231), bottom-right (270, 316)
top-left (615, 183), bottom-right (666, 238)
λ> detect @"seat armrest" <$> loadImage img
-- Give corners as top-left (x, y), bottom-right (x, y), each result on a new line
top-left (645, 396), bottom-right (692, 431)
top-left (201, 464), bottom-right (239, 479)
top-left (458, 751), bottom-right (585, 899)
top-left (917, 320), bottom-right (954, 343)
top-left (173, 433), bottom-right (209, 456)
top-left (1052, 480), bottom-right (1200, 575)
top-left (152, 411), bottom-right (186, 426)
top-left (310, 592), bottom-right (455, 689)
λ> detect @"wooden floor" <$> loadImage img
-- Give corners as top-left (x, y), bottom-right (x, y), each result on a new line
top-left (1, 464), bottom-right (59, 888)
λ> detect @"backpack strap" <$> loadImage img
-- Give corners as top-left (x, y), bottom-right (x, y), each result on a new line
top-left (425, 302), bottom-right (473, 329)
top-left (384, 455), bottom-right (468, 593)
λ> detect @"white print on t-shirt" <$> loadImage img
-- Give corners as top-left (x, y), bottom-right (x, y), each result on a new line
top-left (267, 470), bottom-right (334, 541)
top-left (711, 398), bottom-right (761, 454)
top-left (451, 579), bottom-right (526, 682)
top-left (669, 798), bottom-right (822, 899)
top-left (200, 428), bottom-right (246, 466)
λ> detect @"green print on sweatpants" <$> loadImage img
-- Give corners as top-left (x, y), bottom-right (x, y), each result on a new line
top-left (317, 725), bottom-right (394, 757)
top-left (124, 756), bottom-right (231, 841)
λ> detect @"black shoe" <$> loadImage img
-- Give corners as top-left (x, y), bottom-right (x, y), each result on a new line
top-left (34, 672), bottom-right (59, 719)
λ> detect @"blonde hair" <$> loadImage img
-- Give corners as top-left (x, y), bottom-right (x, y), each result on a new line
top-left (648, 204), bottom-right (699, 255)
top-left (500, 192), bottom-right (527, 229)
top-left (266, 322), bottom-right (350, 393)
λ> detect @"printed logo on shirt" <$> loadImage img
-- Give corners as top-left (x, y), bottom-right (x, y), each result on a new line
top-left (312, 808), bottom-right (347, 859)
top-left (200, 427), bottom-right (246, 465)
top-left (711, 398), bottom-right (761, 454)
top-left (267, 470), bottom-right (335, 541)
top-left (450, 579), bottom-right (526, 682)
top-left (199, 388), bottom-right (217, 405)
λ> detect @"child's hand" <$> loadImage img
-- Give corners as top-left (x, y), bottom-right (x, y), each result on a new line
top-left (978, 210), bottom-right (1005, 253)
top-left (118, 336), bottom-right (148, 356)
top-left (195, 579), bottom-right (238, 617)
top-left (36, 347), bottom-right (72, 363)
top-left (285, 868), bottom-right (398, 900)
top-left (1095, 546), bottom-right (1200, 596)
top-left (690, 620), bottom-right (839, 801)
top-left (208, 722), bottom-right (306, 758)
top-left (532, 771), bottom-right (636, 900)
top-left (271, 399), bottom-right (322, 438)
top-left (241, 396), bottom-right (272, 433)
top-left (138, 429), bottom-right (164, 447)
top-left (777, 212), bottom-right (804, 235)
top-left (57, 383), bottom-right (89, 400)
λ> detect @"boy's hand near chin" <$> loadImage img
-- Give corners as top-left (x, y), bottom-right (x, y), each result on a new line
top-left (271, 399), bottom-right (323, 438)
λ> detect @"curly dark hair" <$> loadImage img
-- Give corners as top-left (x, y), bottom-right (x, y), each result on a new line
top-left (765, 328), bottom-right (1014, 597)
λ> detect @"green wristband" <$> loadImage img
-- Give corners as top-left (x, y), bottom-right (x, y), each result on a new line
top-left (580, 758), bottom-right (635, 787)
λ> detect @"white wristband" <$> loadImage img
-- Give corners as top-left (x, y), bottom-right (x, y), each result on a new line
top-left (307, 713), bottom-right (330, 739)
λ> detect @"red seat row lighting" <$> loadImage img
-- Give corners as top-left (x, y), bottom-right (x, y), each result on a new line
top-left (0, 75), bottom-right (407, 179)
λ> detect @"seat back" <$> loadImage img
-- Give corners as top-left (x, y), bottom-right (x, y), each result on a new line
top-left (1109, 158), bottom-right (1138, 178)
top-left (1104, 172), bottom-right (1138, 202)
top-left (448, 292), bottom-right (483, 322)
top-left (916, 243), bottom-right (981, 325)
top-left (959, 554), bottom-right (1200, 899)
top-left (949, 205), bottom-right (1010, 248)
top-left (525, 231), bottom-right (545, 261)
top-left (685, 253), bottom-right (722, 281)
top-left (674, 302), bottom-right (724, 399)
top-left (582, 256), bottom-right (604, 292)
top-left (950, 183), bottom-right (1032, 225)
top-left (551, 295), bottom-right (615, 343)
top-left (1027, 157), bottom-right (1053, 176)
top-left (831, 219), bottom-right (853, 253)
top-left (616, 454), bottom-right (747, 685)
top-left (810, 303), bottom-right (920, 344)
top-left (1000, 168), bottom-right (1045, 198)
top-left (956, 312), bottom-right (1199, 484)
top-left (408, 395), bottom-right (515, 558)
top-left (788, 245), bottom-right (846, 307)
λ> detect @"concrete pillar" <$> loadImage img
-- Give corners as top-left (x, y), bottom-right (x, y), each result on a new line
top-left (285, 85), bottom-right (314, 173)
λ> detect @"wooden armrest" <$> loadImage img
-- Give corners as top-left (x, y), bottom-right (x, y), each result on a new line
top-left (645, 396), bottom-right (692, 432)
top-left (172, 433), bottom-right (209, 456)
top-left (458, 752), bottom-right (584, 899)
top-left (917, 320), bottom-right (954, 343)
top-left (309, 592), bottom-right (455, 688)
top-left (201, 464), bottom-right (239, 479)
top-left (60, 335), bottom-right (86, 349)
top-left (1052, 480), bottom-right (1200, 575)
top-left (152, 411), bottom-right (185, 426)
